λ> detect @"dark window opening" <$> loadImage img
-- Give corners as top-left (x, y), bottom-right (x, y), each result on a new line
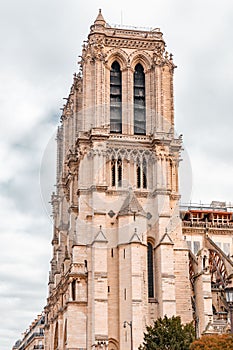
top-left (117, 159), bottom-right (122, 185)
top-left (111, 160), bottom-right (116, 186)
top-left (136, 163), bottom-right (141, 189)
top-left (134, 64), bottom-right (146, 135)
top-left (111, 248), bottom-right (114, 257)
top-left (111, 158), bottom-right (122, 187)
top-left (71, 280), bottom-right (76, 301)
top-left (110, 61), bottom-right (122, 133)
top-left (147, 242), bottom-right (154, 298)
top-left (143, 160), bottom-right (147, 189)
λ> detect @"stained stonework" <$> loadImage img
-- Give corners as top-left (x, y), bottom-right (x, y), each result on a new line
top-left (43, 10), bottom-right (192, 350)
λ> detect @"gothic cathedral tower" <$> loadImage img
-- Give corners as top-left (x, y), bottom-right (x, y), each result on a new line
top-left (45, 10), bottom-right (192, 350)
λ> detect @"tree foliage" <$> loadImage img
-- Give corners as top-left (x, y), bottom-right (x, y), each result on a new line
top-left (139, 315), bottom-right (195, 350)
top-left (190, 334), bottom-right (233, 350)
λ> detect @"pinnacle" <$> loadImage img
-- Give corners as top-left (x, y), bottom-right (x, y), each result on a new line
top-left (94, 9), bottom-right (106, 26)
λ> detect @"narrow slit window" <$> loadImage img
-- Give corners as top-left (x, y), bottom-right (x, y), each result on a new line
top-left (147, 242), bottom-right (154, 298)
top-left (71, 280), bottom-right (76, 301)
top-left (117, 158), bottom-right (122, 186)
top-left (134, 63), bottom-right (146, 135)
top-left (111, 160), bottom-right (116, 186)
top-left (142, 159), bottom-right (147, 189)
top-left (110, 61), bottom-right (122, 133)
top-left (136, 162), bottom-right (141, 189)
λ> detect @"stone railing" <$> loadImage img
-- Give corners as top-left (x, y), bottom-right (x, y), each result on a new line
top-left (182, 221), bottom-right (233, 229)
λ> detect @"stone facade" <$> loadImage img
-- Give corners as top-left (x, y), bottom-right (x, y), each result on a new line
top-left (12, 10), bottom-right (233, 350)
top-left (44, 10), bottom-right (192, 350)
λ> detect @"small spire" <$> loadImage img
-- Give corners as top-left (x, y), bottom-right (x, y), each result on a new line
top-left (94, 9), bottom-right (106, 26)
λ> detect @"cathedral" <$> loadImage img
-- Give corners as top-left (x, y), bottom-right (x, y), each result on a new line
top-left (12, 10), bottom-right (233, 350)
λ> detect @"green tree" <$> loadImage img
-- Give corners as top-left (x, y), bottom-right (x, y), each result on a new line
top-left (190, 334), bottom-right (233, 350)
top-left (139, 315), bottom-right (195, 350)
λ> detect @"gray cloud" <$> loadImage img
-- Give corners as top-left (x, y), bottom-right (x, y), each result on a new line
top-left (1, 1), bottom-right (233, 349)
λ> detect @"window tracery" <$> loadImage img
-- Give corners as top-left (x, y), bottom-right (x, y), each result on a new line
top-left (134, 63), bottom-right (146, 135)
top-left (110, 61), bottom-right (122, 133)
top-left (110, 158), bottom-right (122, 187)
top-left (136, 158), bottom-right (147, 189)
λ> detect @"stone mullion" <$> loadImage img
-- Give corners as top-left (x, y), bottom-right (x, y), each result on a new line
top-left (140, 158), bottom-right (143, 189)
top-left (121, 157), bottom-right (124, 187)
top-left (158, 156), bottom-right (162, 189)
top-left (105, 66), bottom-right (110, 130)
top-left (151, 67), bottom-right (156, 132)
top-left (166, 159), bottom-right (171, 192)
top-left (121, 68), bottom-right (128, 134)
top-left (127, 68), bottom-right (134, 135)
top-left (68, 117), bottom-right (71, 150)
top-left (100, 61), bottom-right (105, 126)
top-left (115, 159), bottom-right (118, 189)
top-left (152, 158), bottom-right (157, 191)
top-left (83, 61), bottom-right (92, 130)
top-left (133, 159), bottom-right (136, 189)
top-left (160, 157), bottom-right (164, 189)
top-left (94, 61), bottom-right (99, 127)
top-left (162, 157), bottom-right (167, 189)
top-left (102, 152), bottom-right (107, 185)
top-left (128, 158), bottom-right (131, 188)
top-left (73, 86), bottom-right (77, 143)
top-left (175, 161), bottom-right (179, 193)
top-left (170, 69), bottom-right (175, 127)
top-left (156, 66), bottom-right (163, 131)
top-left (171, 160), bottom-right (176, 193)
top-left (145, 70), bottom-right (151, 134)
top-left (95, 60), bottom-right (105, 127)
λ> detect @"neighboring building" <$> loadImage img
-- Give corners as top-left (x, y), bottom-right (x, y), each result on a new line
top-left (12, 314), bottom-right (44, 350)
top-left (12, 10), bottom-right (233, 350)
top-left (181, 201), bottom-right (233, 336)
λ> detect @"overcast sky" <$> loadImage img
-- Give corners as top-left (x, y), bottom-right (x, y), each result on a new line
top-left (1, 1), bottom-right (233, 349)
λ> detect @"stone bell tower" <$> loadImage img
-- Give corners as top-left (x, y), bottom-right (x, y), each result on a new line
top-left (44, 10), bottom-right (192, 350)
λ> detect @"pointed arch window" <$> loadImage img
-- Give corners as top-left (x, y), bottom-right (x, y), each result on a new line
top-left (110, 61), bottom-right (122, 133)
top-left (136, 158), bottom-right (147, 189)
top-left (111, 159), bottom-right (116, 187)
top-left (147, 242), bottom-right (154, 298)
top-left (111, 158), bottom-right (122, 187)
top-left (136, 160), bottom-right (141, 189)
top-left (134, 63), bottom-right (146, 135)
top-left (142, 159), bottom-right (147, 189)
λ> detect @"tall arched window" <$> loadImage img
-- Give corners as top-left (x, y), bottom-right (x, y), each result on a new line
top-left (134, 63), bottom-right (146, 135)
top-left (111, 159), bottom-right (116, 187)
top-left (136, 158), bottom-right (147, 189)
top-left (136, 160), bottom-right (141, 189)
top-left (142, 159), bottom-right (147, 189)
top-left (111, 158), bottom-right (122, 187)
top-left (147, 242), bottom-right (154, 298)
top-left (110, 61), bottom-right (122, 133)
